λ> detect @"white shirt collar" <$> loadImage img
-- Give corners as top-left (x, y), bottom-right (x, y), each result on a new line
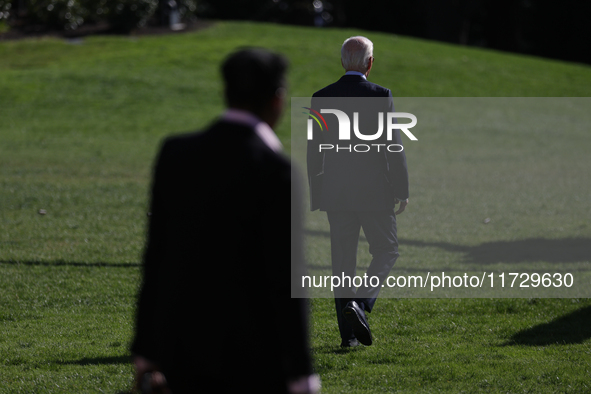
top-left (345, 71), bottom-right (367, 80)
top-left (221, 109), bottom-right (283, 153)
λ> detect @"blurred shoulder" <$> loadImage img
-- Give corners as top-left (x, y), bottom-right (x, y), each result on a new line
top-left (159, 120), bottom-right (250, 152)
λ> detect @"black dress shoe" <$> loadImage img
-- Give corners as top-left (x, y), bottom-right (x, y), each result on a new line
top-left (342, 301), bottom-right (372, 346)
top-left (340, 338), bottom-right (360, 348)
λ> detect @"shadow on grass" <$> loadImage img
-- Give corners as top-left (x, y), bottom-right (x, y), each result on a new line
top-left (59, 355), bottom-right (132, 366)
top-left (503, 305), bottom-right (591, 346)
top-left (0, 260), bottom-right (140, 268)
top-left (314, 343), bottom-right (366, 356)
top-left (401, 237), bottom-right (591, 265)
top-left (305, 230), bottom-right (591, 265)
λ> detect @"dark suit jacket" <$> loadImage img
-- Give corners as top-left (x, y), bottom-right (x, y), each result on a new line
top-left (131, 119), bottom-right (313, 393)
top-left (307, 75), bottom-right (409, 211)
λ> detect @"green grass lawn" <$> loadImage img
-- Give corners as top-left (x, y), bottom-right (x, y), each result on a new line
top-left (1, 21), bottom-right (590, 393)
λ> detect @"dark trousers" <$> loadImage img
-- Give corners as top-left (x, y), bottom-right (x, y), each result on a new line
top-left (327, 210), bottom-right (399, 341)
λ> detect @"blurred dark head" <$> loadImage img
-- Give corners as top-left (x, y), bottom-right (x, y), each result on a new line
top-left (222, 48), bottom-right (288, 127)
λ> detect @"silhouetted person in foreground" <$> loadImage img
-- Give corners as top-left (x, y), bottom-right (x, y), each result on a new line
top-left (131, 48), bottom-right (319, 394)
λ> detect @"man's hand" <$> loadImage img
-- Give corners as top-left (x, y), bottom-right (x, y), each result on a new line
top-left (288, 374), bottom-right (321, 394)
top-left (394, 198), bottom-right (408, 215)
top-left (133, 355), bottom-right (171, 394)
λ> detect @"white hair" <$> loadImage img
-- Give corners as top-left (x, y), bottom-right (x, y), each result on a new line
top-left (341, 36), bottom-right (374, 73)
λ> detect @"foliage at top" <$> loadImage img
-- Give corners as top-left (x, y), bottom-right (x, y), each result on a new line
top-left (0, 0), bottom-right (198, 32)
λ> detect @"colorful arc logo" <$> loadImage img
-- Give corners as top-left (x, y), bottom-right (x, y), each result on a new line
top-left (303, 107), bottom-right (329, 131)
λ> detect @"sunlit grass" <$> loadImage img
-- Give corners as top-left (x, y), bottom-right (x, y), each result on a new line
top-left (1, 21), bottom-right (590, 393)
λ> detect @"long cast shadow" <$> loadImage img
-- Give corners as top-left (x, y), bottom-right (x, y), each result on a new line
top-left (401, 237), bottom-right (591, 265)
top-left (504, 306), bottom-right (591, 346)
top-left (59, 355), bottom-right (132, 366)
top-left (304, 230), bottom-right (591, 265)
top-left (0, 260), bottom-right (140, 268)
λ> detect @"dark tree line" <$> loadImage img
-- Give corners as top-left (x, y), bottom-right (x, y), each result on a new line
top-left (0, 0), bottom-right (198, 33)
top-left (198, 0), bottom-right (591, 65)
top-left (2, 0), bottom-right (589, 65)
